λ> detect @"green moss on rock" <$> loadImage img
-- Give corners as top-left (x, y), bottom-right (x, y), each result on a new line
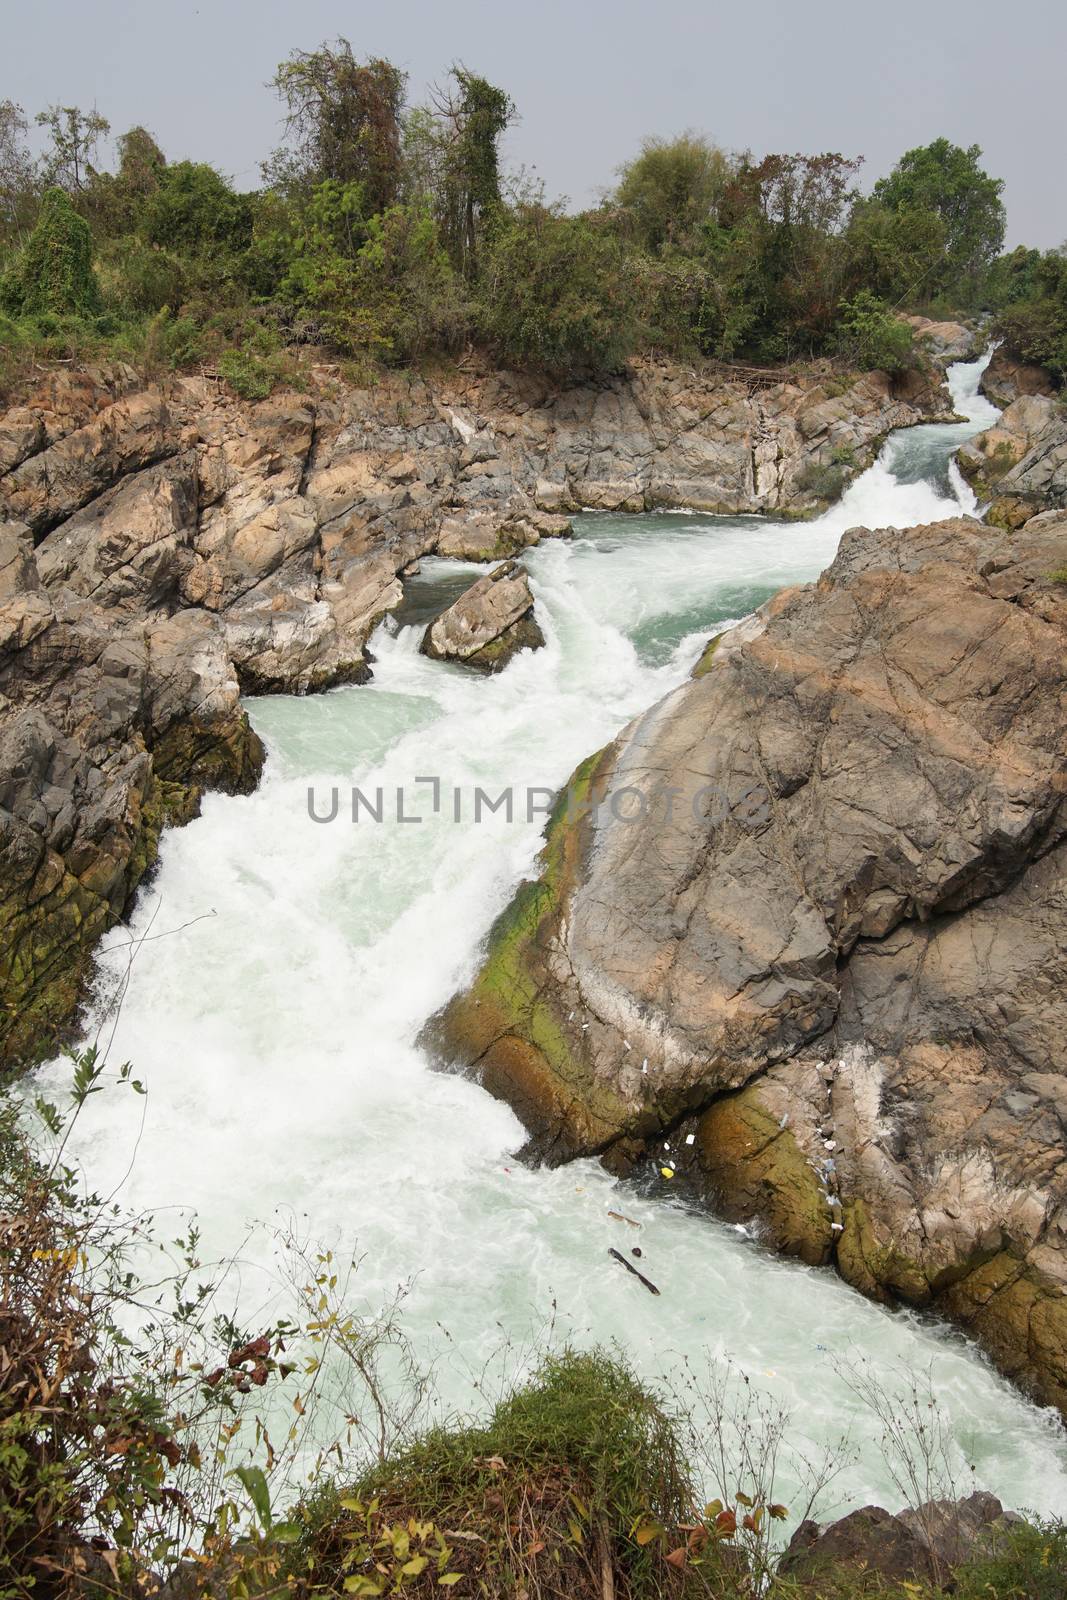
top-left (694, 1087), bottom-right (834, 1266)
top-left (427, 745), bottom-right (634, 1157)
top-left (690, 633), bottom-right (723, 678)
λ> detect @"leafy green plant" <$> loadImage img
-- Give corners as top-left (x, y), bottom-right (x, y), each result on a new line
top-left (833, 290), bottom-right (917, 374)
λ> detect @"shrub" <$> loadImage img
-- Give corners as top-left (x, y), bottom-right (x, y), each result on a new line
top-left (292, 1348), bottom-right (749, 1598)
top-left (478, 206), bottom-right (640, 376)
top-left (833, 289), bottom-right (917, 374)
top-left (96, 232), bottom-right (187, 313)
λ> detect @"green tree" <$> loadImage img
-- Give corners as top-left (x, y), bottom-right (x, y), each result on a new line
top-left (83, 125), bottom-right (166, 237)
top-left (614, 132), bottom-right (732, 251)
top-left (990, 246), bottom-right (1067, 381)
top-left (268, 41), bottom-right (406, 216)
top-left (873, 138), bottom-right (1005, 290)
top-left (280, 182), bottom-right (466, 363)
top-left (0, 186), bottom-right (101, 316)
top-left (718, 151), bottom-right (863, 358)
top-left (142, 161), bottom-right (253, 258)
top-left (834, 288), bottom-right (916, 373)
top-left (35, 104), bottom-right (110, 192)
top-left (478, 205), bottom-right (638, 375)
top-left (844, 197), bottom-right (946, 303)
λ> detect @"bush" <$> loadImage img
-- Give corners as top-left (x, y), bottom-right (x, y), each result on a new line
top-left (953, 1517), bottom-right (1067, 1599)
top-left (478, 206), bottom-right (640, 376)
top-left (833, 290), bottom-right (917, 374)
top-left (293, 1349), bottom-right (747, 1598)
top-left (96, 232), bottom-right (187, 313)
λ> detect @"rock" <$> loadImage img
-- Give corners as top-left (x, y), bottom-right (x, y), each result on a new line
top-left (435, 508), bottom-right (572, 561)
top-left (432, 513), bottom-right (1067, 1411)
top-left (782, 1506), bottom-right (932, 1585)
top-left (902, 315), bottom-right (980, 364)
top-left (782, 1492), bottom-right (1015, 1588)
top-left (421, 561), bottom-right (544, 673)
top-left (2, 389), bottom-right (178, 536)
top-left (980, 345), bottom-right (1056, 408)
top-left (958, 393), bottom-right (1067, 515)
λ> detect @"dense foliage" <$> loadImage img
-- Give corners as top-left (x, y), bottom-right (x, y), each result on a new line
top-left (0, 39), bottom-right (1046, 399)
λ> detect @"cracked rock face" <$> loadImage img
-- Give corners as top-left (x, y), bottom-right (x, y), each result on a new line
top-left (420, 561), bottom-right (544, 672)
top-left (432, 512), bottom-right (1067, 1413)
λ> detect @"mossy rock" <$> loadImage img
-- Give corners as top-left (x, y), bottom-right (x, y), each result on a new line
top-left (694, 1087), bottom-right (834, 1266)
top-left (425, 746), bottom-right (635, 1158)
top-left (465, 614), bottom-right (545, 673)
top-left (691, 632), bottom-right (723, 678)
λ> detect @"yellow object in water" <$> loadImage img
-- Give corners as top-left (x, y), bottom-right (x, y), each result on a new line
top-left (660, 1167), bottom-right (675, 1180)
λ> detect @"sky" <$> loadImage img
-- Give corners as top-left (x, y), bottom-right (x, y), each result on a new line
top-left (5, 0), bottom-right (1064, 248)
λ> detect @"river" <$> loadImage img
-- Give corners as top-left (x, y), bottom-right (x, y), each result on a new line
top-left (50, 353), bottom-right (1067, 1517)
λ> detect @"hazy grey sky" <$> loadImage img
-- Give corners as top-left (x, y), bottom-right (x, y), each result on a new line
top-left (6, 0), bottom-right (1064, 247)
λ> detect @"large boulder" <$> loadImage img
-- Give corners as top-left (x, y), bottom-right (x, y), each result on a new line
top-left (782, 1493), bottom-right (1016, 1589)
top-left (958, 394), bottom-right (1067, 521)
top-left (902, 315), bottom-right (980, 364)
top-left (421, 561), bottom-right (544, 673)
top-left (431, 514), bottom-right (1067, 1411)
top-left (979, 344), bottom-right (1056, 408)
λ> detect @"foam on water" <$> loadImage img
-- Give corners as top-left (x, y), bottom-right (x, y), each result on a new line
top-left (43, 355), bottom-right (1067, 1516)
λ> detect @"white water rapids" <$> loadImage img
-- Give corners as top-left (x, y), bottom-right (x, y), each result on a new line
top-left (46, 355), bottom-right (1067, 1517)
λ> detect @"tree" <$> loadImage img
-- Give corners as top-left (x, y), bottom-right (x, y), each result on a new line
top-left (0, 186), bottom-right (100, 317)
top-left (268, 41), bottom-right (406, 215)
top-left (414, 68), bottom-right (515, 277)
top-left (614, 132), bottom-right (732, 251)
top-left (873, 138), bottom-right (1005, 290)
top-left (990, 246), bottom-right (1067, 381)
top-left (0, 100), bottom-right (38, 250)
top-left (35, 104), bottom-right (110, 192)
top-left (478, 205), bottom-right (638, 375)
top-left (833, 289), bottom-right (917, 373)
top-left (280, 183), bottom-right (467, 363)
top-left (844, 198), bottom-right (946, 303)
top-left (83, 125), bottom-right (166, 237)
top-left (719, 152), bottom-right (864, 356)
top-left (142, 162), bottom-right (253, 258)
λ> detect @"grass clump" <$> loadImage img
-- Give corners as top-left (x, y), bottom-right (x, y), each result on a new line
top-left (290, 1349), bottom-right (742, 1598)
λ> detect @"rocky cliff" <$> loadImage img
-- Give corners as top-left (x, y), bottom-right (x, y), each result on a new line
top-left (432, 511), bottom-right (1067, 1414)
top-left (0, 356), bottom-right (948, 1070)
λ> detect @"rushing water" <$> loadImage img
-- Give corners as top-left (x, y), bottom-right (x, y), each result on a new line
top-left (47, 356), bottom-right (1067, 1516)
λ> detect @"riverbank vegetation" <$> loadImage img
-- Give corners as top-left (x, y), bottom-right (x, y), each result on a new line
top-left (2, 1055), bottom-right (1065, 1598)
top-left (0, 43), bottom-right (1054, 400)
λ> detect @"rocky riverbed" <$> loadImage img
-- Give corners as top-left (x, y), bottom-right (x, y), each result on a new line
top-left (0, 354), bottom-right (953, 1068)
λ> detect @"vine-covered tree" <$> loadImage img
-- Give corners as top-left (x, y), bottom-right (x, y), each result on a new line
top-left (429, 67), bottom-right (515, 275)
top-left (267, 41), bottom-right (406, 215)
top-left (0, 186), bottom-right (100, 316)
